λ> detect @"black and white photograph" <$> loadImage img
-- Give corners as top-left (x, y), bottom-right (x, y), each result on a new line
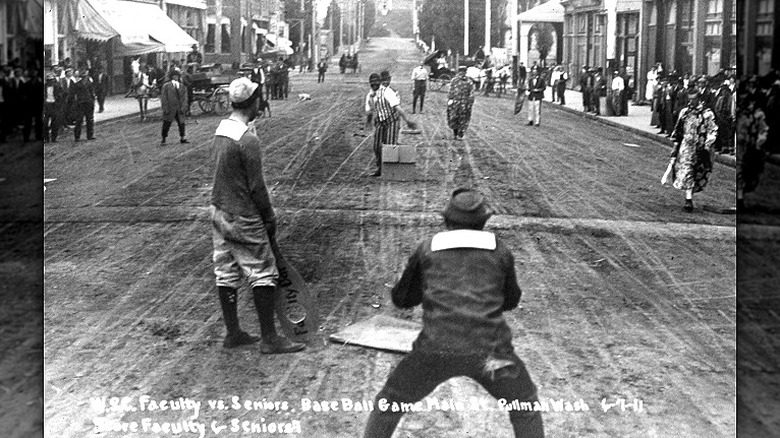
top-left (0, 0), bottom-right (778, 436)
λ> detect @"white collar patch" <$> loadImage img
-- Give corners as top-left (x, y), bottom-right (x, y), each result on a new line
top-left (215, 119), bottom-right (248, 141)
top-left (431, 230), bottom-right (496, 252)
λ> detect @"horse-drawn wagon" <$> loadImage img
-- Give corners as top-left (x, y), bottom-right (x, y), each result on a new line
top-left (423, 50), bottom-right (454, 92)
top-left (188, 64), bottom-right (232, 115)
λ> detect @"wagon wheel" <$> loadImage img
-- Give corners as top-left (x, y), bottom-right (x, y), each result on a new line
top-left (437, 74), bottom-right (452, 91)
top-left (197, 96), bottom-right (215, 114)
top-left (213, 87), bottom-right (231, 116)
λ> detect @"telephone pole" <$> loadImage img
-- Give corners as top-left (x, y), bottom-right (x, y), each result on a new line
top-left (464, 0), bottom-right (469, 57)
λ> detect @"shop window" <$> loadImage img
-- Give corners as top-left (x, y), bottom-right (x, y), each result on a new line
top-left (705, 22), bottom-right (721, 36)
top-left (206, 24), bottom-right (215, 53)
top-left (186, 10), bottom-right (194, 27)
top-left (667, 1), bottom-right (676, 24)
top-left (221, 23), bottom-right (231, 53)
top-left (758, 0), bottom-right (774, 14)
top-left (707, 0), bottom-right (723, 15)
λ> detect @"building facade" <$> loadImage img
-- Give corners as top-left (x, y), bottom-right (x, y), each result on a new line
top-left (203, 0), bottom-right (287, 66)
top-left (562, 0), bottom-right (736, 101)
top-left (4, 0), bottom-right (42, 68)
top-left (738, 0), bottom-right (779, 76)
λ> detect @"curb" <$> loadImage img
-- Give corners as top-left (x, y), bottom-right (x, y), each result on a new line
top-left (545, 101), bottom-right (737, 168)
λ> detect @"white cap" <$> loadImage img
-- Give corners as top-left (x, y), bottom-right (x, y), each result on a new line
top-left (228, 77), bottom-right (259, 104)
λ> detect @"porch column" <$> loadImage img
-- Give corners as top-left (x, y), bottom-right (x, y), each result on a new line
top-left (519, 21), bottom-right (532, 66)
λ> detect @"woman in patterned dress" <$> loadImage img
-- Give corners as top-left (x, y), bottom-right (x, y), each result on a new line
top-left (447, 66), bottom-right (475, 139)
top-left (667, 86), bottom-right (718, 212)
top-left (736, 91), bottom-right (769, 211)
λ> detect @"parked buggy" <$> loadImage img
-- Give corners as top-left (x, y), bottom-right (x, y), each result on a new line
top-left (188, 63), bottom-right (232, 115)
top-left (423, 50), bottom-right (454, 92)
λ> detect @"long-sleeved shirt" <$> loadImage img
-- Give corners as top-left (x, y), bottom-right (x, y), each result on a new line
top-left (210, 118), bottom-right (276, 223)
top-left (392, 229), bottom-right (522, 355)
top-left (411, 65), bottom-right (428, 81)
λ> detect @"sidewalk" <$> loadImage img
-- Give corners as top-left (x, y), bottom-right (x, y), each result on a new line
top-left (545, 88), bottom-right (739, 167)
top-left (94, 94), bottom-right (161, 124)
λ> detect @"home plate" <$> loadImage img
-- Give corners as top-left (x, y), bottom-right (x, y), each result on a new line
top-left (623, 143), bottom-right (640, 148)
top-left (329, 314), bottom-right (421, 353)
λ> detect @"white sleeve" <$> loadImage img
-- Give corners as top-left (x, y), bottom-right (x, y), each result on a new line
top-left (384, 87), bottom-right (400, 107)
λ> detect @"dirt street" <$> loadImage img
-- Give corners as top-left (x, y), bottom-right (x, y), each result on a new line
top-left (37, 36), bottom-right (749, 437)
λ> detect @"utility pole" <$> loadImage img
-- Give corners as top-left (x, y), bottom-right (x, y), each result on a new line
top-left (339, 0), bottom-right (343, 49)
top-left (313, 0), bottom-right (319, 65)
top-left (464, 0), bottom-right (469, 57)
top-left (484, 0), bottom-right (490, 58)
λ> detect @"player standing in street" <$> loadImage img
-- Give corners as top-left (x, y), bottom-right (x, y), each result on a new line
top-left (160, 69), bottom-right (189, 145)
top-left (367, 70), bottom-right (417, 176)
top-left (410, 61), bottom-right (428, 113)
top-left (209, 77), bottom-right (305, 353)
top-left (363, 188), bottom-right (545, 438)
top-left (526, 69), bottom-right (545, 127)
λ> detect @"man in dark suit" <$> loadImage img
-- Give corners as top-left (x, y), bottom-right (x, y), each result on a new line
top-left (44, 72), bottom-right (65, 142)
top-left (526, 69), bottom-right (546, 126)
top-left (71, 70), bottom-right (96, 141)
top-left (579, 66), bottom-right (591, 112)
top-left (517, 62), bottom-right (527, 89)
top-left (22, 69), bottom-right (43, 142)
top-left (92, 65), bottom-right (109, 113)
top-left (160, 68), bottom-right (189, 145)
top-left (592, 68), bottom-right (606, 116)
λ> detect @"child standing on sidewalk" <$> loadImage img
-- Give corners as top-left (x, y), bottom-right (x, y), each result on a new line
top-left (363, 188), bottom-right (545, 438)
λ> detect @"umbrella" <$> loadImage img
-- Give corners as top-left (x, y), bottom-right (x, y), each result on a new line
top-left (423, 49), bottom-right (446, 66)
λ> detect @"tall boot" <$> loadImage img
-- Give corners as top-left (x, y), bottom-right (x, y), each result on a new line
top-left (252, 286), bottom-right (305, 354)
top-left (218, 286), bottom-right (259, 348)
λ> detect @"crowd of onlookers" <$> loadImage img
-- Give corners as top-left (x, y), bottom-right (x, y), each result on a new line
top-left (0, 58), bottom-right (43, 144)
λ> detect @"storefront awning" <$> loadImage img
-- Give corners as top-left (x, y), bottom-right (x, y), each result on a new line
top-left (517, 0), bottom-right (564, 23)
top-left (165, 0), bottom-right (207, 10)
top-left (70, 0), bottom-right (196, 53)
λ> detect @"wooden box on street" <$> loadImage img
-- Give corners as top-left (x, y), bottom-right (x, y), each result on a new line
top-left (382, 145), bottom-right (417, 181)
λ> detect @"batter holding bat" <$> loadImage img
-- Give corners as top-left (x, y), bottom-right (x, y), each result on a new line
top-left (209, 77), bottom-right (305, 353)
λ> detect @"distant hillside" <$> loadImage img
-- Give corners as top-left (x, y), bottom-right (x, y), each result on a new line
top-left (370, 8), bottom-right (413, 38)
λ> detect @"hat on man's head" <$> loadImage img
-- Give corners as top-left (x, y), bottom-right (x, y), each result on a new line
top-left (380, 70), bottom-right (391, 81)
top-left (442, 188), bottom-right (493, 227)
top-left (228, 77), bottom-right (260, 105)
top-left (458, 65), bottom-right (468, 71)
top-left (369, 72), bottom-right (381, 84)
top-left (169, 68), bottom-right (181, 78)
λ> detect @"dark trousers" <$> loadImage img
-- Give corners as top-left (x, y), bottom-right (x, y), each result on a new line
top-left (44, 103), bottom-right (62, 142)
top-left (0, 102), bottom-right (11, 142)
top-left (23, 108), bottom-right (43, 142)
top-left (318, 71), bottom-right (325, 82)
top-left (412, 81), bottom-right (426, 112)
top-left (96, 92), bottom-right (106, 111)
top-left (363, 350), bottom-right (544, 438)
top-left (373, 119), bottom-right (400, 172)
top-left (73, 102), bottom-right (95, 140)
top-left (591, 94), bottom-right (601, 115)
top-left (557, 82), bottom-right (566, 104)
top-left (582, 90), bottom-right (590, 111)
top-left (162, 114), bottom-right (186, 140)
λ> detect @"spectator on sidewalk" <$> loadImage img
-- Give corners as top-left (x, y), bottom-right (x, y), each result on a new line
top-left (736, 90), bottom-right (769, 212)
top-left (592, 68), bottom-right (606, 116)
top-left (526, 69), bottom-right (545, 126)
top-left (556, 66), bottom-right (568, 105)
top-left (550, 66), bottom-right (562, 103)
top-left (92, 65), bottom-right (109, 113)
top-left (579, 66), bottom-right (591, 112)
top-left (71, 70), bottom-right (96, 141)
top-left (610, 70), bottom-right (625, 116)
top-left (44, 72), bottom-right (65, 143)
top-left (160, 69), bottom-right (189, 145)
top-left (22, 68), bottom-right (42, 143)
top-left (517, 62), bottom-right (527, 88)
top-left (362, 188), bottom-right (545, 438)
top-left (646, 65), bottom-right (659, 103)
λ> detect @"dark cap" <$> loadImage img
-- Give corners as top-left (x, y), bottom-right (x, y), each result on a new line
top-left (380, 70), bottom-right (391, 81)
top-left (369, 72), bottom-right (381, 84)
top-left (442, 188), bottom-right (493, 227)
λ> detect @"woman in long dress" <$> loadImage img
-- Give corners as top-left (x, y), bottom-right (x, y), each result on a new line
top-left (665, 86), bottom-right (718, 212)
top-left (736, 91), bottom-right (769, 211)
top-left (447, 66), bottom-right (475, 139)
